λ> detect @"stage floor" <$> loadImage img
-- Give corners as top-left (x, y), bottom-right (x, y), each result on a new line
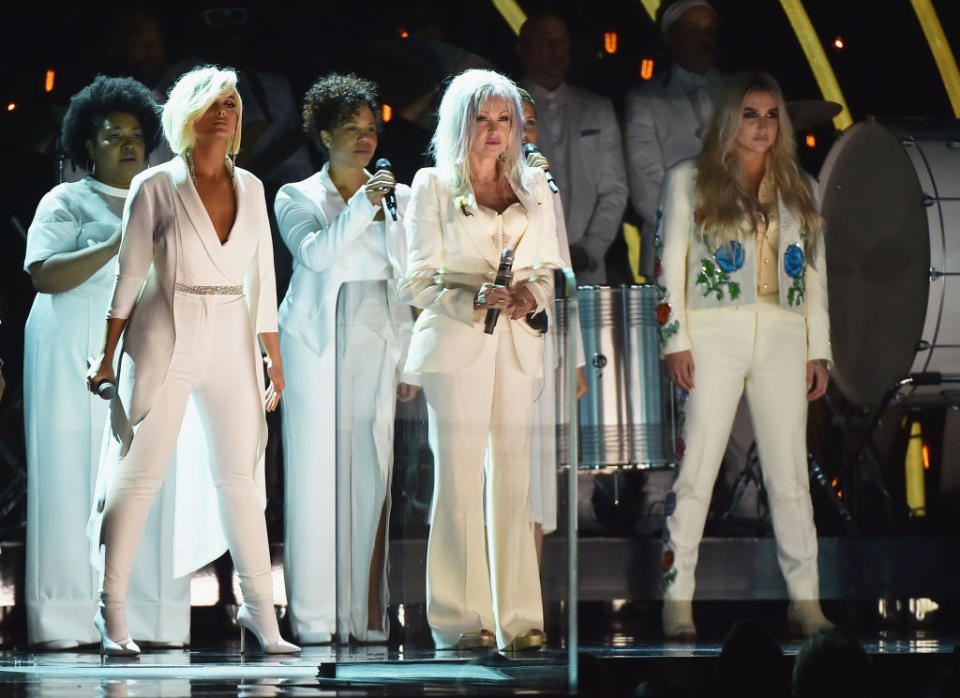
top-left (0, 635), bottom-right (956, 697)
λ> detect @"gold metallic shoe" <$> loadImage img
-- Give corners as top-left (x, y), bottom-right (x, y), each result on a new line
top-left (448, 629), bottom-right (496, 650)
top-left (502, 629), bottom-right (545, 652)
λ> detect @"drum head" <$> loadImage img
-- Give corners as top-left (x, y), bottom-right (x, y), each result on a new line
top-left (819, 121), bottom-right (930, 407)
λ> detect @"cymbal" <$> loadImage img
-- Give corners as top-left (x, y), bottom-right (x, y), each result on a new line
top-left (787, 100), bottom-right (843, 131)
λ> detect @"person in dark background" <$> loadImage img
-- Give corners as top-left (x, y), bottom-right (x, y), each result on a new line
top-left (792, 627), bottom-right (872, 698)
top-left (517, 11), bottom-right (628, 285)
top-left (625, 0), bottom-right (724, 281)
top-left (713, 619), bottom-right (789, 697)
top-left (23, 75), bottom-right (191, 649)
top-left (105, 9), bottom-right (167, 91)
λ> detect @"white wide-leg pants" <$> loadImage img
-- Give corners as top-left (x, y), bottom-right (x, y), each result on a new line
top-left (421, 325), bottom-right (544, 650)
top-left (281, 323), bottom-right (395, 642)
top-left (663, 305), bottom-right (820, 602)
top-left (100, 294), bottom-right (275, 628)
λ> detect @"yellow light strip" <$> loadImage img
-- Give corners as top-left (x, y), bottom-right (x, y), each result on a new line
top-left (640, 0), bottom-right (659, 21)
top-left (778, 0), bottom-right (852, 130)
top-left (910, 0), bottom-right (960, 118)
top-left (491, 0), bottom-right (527, 36)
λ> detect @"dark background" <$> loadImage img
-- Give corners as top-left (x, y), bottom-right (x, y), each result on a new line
top-left (1, 0), bottom-right (958, 537)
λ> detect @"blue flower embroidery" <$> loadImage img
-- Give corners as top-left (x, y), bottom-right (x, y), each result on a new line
top-left (714, 240), bottom-right (745, 273)
top-left (784, 244), bottom-right (805, 278)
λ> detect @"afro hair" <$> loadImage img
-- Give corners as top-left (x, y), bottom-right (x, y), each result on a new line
top-left (302, 73), bottom-right (380, 155)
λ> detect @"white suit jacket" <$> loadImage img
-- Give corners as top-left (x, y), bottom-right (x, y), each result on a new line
top-left (624, 68), bottom-right (725, 275)
top-left (399, 166), bottom-right (565, 377)
top-left (91, 155), bottom-right (278, 578)
top-left (520, 81), bottom-right (628, 284)
top-left (275, 163), bottom-right (413, 367)
top-left (656, 160), bottom-right (832, 363)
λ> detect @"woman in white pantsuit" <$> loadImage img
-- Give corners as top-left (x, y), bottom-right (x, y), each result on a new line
top-left (86, 66), bottom-right (298, 656)
top-left (276, 74), bottom-right (417, 644)
top-left (656, 72), bottom-right (833, 639)
top-left (24, 76), bottom-right (190, 648)
top-left (399, 69), bottom-right (564, 652)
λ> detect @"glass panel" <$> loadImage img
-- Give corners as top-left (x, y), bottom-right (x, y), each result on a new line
top-left (331, 271), bottom-right (578, 692)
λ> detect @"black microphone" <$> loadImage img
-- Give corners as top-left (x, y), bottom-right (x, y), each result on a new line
top-left (484, 248), bottom-right (515, 335)
top-left (374, 157), bottom-right (398, 221)
top-left (522, 143), bottom-right (559, 194)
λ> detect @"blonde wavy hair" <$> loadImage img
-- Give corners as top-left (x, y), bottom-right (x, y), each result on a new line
top-left (430, 69), bottom-right (526, 197)
top-left (695, 72), bottom-right (821, 253)
top-left (161, 65), bottom-right (243, 156)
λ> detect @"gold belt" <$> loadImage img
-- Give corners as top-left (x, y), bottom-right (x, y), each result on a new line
top-left (175, 282), bottom-right (243, 296)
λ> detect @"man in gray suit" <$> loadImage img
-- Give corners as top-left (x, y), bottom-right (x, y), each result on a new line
top-left (517, 12), bottom-right (628, 285)
top-left (625, 0), bottom-right (723, 279)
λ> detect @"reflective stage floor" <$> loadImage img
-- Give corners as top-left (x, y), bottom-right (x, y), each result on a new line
top-left (0, 632), bottom-right (956, 697)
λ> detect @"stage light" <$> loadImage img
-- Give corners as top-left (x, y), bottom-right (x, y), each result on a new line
top-left (6, 103), bottom-right (14, 112)
top-left (640, 58), bottom-right (655, 80)
top-left (398, 27), bottom-right (409, 38)
top-left (922, 443), bottom-right (930, 470)
top-left (805, 133), bottom-right (816, 147)
top-left (491, 0), bottom-right (525, 35)
top-left (833, 36), bottom-right (844, 49)
top-left (604, 31), bottom-right (618, 54)
top-left (382, 104), bottom-right (392, 123)
top-left (44, 69), bottom-right (54, 92)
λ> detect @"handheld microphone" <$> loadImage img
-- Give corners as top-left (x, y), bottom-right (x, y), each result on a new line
top-left (374, 157), bottom-right (398, 221)
top-left (484, 248), bottom-right (515, 335)
top-left (87, 357), bottom-right (116, 400)
top-left (522, 143), bottom-right (559, 194)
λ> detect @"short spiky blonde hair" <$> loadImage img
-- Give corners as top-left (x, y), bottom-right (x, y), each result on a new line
top-left (430, 69), bottom-right (526, 197)
top-left (161, 65), bottom-right (243, 155)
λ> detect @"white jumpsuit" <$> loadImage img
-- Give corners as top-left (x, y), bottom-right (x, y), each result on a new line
top-left (23, 177), bottom-right (189, 646)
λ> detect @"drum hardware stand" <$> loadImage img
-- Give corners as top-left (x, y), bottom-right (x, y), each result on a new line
top-left (808, 452), bottom-right (851, 521)
top-left (719, 442), bottom-right (770, 533)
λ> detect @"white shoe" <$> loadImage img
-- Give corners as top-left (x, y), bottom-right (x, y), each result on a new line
top-left (237, 602), bottom-right (301, 654)
top-left (94, 605), bottom-right (140, 657)
top-left (662, 600), bottom-right (697, 639)
top-left (788, 600), bottom-right (834, 637)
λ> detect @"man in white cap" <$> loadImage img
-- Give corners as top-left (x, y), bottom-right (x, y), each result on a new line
top-left (517, 11), bottom-right (628, 284)
top-left (624, 0), bottom-right (724, 280)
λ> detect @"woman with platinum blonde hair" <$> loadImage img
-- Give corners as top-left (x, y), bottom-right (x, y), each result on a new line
top-left (399, 69), bottom-right (564, 651)
top-left (656, 71), bottom-right (832, 639)
top-left (86, 66), bottom-right (298, 655)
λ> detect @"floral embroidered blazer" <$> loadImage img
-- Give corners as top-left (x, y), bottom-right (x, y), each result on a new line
top-left (654, 159), bottom-right (832, 363)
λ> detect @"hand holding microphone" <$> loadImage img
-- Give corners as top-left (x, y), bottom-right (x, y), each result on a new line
top-left (86, 355), bottom-right (116, 400)
top-left (522, 143), bottom-right (559, 194)
top-left (482, 248), bottom-right (515, 334)
top-left (373, 157), bottom-right (398, 220)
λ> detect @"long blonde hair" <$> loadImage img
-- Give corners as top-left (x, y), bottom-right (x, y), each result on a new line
top-left (430, 69), bottom-right (526, 197)
top-left (695, 72), bottom-right (821, 253)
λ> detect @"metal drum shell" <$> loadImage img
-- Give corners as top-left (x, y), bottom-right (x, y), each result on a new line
top-left (557, 285), bottom-right (675, 469)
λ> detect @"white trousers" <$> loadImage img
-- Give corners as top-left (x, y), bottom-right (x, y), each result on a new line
top-left (421, 325), bottom-right (543, 650)
top-left (100, 294), bottom-right (274, 625)
top-left (663, 306), bottom-right (820, 601)
top-left (281, 323), bottom-right (394, 641)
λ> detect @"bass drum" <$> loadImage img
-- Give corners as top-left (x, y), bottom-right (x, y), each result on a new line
top-left (819, 119), bottom-right (960, 407)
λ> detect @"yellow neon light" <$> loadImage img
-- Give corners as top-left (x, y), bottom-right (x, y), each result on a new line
top-left (604, 31), bottom-right (618, 54)
top-left (911, 0), bottom-right (960, 118)
top-left (382, 104), bottom-right (393, 123)
top-left (640, 0), bottom-right (659, 21)
top-left (778, 0), bottom-right (852, 130)
top-left (491, 0), bottom-right (526, 36)
top-left (45, 69), bottom-right (55, 93)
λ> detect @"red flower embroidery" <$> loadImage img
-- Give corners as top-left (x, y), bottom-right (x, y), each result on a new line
top-left (656, 302), bottom-right (671, 326)
top-left (654, 257), bottom-right (662, 278)
top-left (662, 548), bottom-right (675, 572)
top-left (676, 438), bottom-right (686, 460)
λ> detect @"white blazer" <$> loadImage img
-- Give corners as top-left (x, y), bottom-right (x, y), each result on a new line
top-left (275, 163), bottom-right (412, 360)
top-left (399, 166), bottom-right (565, 377)
top-left (91, 155), bottom-right (278, 578)
top-left (656, 160), bottom-right (832, 363)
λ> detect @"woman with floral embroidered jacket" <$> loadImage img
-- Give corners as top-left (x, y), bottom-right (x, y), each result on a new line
top-left (655, 72), bottom-right (832, 639)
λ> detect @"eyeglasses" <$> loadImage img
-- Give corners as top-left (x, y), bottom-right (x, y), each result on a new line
top-left (202, 8), bottom-right (248, 28)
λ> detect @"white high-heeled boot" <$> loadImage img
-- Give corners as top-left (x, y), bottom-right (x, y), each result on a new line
top-left (237, 599), bottom-right (301, 654)
top-left (95, 543), bottom-right (140, 657)
top-left (662, 600), bottom-right (697, 639)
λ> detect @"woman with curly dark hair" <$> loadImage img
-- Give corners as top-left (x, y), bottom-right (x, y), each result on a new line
top-left (22, 75), bottom-right (190, 649)
top-left (276, 73), bottom-right (417, 644)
